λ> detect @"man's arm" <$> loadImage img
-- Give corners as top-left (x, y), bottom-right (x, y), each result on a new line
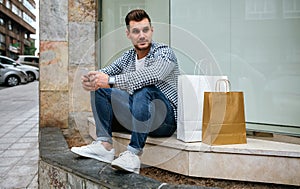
top-left (115, 46), bottom-right (177, 94)
top-left (81, 53), bottom-right (129, 91)
top-left (99, 55), bottom-right (127, 76)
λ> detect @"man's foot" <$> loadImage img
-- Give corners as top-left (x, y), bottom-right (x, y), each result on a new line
top-left (111, 151), bottom-right (140, 174)
top-left (71, 141), bottom-right (115, 163)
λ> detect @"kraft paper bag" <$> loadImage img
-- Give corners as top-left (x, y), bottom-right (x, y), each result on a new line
top-left (202, 80), bottom-right (247, 145)
top-left (177, 75), bottom-right (228, 142)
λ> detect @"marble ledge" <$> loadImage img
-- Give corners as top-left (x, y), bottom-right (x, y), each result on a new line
top-left (112, 132), bottom-right (300, 158)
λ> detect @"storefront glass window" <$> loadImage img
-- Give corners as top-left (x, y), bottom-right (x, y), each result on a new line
top-left (171, 0), bottom-right (300, 135)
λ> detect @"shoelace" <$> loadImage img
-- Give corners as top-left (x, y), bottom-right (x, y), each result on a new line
top-left (119, 151), bottom-right (135, 157)
top-left (85, 141), bottom-right (101, 148)
top-left (91, 141), bottom-right (100, 145)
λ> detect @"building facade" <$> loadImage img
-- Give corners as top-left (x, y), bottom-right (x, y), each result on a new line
top-left (39, 0), bottom-right (300, 137)
top-left (0, 0), bottom-right (36, 59)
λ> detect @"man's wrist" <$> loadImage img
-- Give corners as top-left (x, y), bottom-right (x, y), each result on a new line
top-left (108, 76), bottom-right (116, 88)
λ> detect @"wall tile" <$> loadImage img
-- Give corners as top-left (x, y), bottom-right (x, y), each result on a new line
top-left (40, 41), bottom-right (69, 91)
top-left (69, 0), bottom-right (96, 22)
top-left (40, 0), bottom-right (68, 41)
top-left (69, 22), bottom-right (96, 66)
top-left (40, 91), bottom-right (69, 128)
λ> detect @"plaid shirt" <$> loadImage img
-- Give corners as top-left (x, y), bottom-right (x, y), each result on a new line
top-left (100, 42), bottom-right (180, 121)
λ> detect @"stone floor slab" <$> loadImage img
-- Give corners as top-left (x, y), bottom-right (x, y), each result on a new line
top-left (0, 157), bottom-right (21, 167)
top-left (0, 175), bottom-right (36, 188)
top-left (6, 165), bottom-right (38, 176)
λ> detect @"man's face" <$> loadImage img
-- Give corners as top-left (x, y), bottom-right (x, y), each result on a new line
top-left (126, 18), bottom-right (153, 51)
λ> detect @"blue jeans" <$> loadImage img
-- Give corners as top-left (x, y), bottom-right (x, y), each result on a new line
top-left (91, 85), bottom-right (176, 155)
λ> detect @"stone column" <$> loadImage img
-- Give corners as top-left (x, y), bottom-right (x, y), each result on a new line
top-left (39, 0), bottom-right (96, 140)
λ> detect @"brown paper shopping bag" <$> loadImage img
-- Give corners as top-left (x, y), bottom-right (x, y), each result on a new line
top-left (202, 79), bottom-right (247, 145)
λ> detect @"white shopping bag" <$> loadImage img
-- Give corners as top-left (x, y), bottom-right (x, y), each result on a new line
top-left (177, 75), bottom-right (228, 142)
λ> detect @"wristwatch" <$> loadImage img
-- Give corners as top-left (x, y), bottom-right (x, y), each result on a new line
top-left (108, 76), bottom-right (115, 88)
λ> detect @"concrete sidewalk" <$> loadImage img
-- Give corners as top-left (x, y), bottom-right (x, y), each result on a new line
top-left (0, 82), bottom-right (39, 188)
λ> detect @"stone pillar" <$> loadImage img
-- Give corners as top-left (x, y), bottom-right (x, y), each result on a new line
top-left (39, 0), bottom-right (96, 138)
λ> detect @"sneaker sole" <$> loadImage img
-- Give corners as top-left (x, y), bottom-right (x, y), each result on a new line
top-left (71, 148), bottom-right (113, 163)
top-left (111, 162), bottom-right (139, 174)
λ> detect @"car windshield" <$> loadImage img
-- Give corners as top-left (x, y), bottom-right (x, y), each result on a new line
top-left (0, 57), bottom-right (14, 65)
top-left (24, 57), bottom-right (39, 62)
top-left (0, 57), bottom-right (22, 66)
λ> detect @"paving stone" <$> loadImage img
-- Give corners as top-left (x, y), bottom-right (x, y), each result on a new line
top-left (17, 157), bottom-right (39, 166)
top-left (17, 137), bottom-right (38, 143)
top-left (0, 157), bottom-right (21, 166)
top-left (8, 142), bottom-right (36, 150)
top-left (0, 143), bottom-right (11, 150)
top-left (0, 83), bottom-right (39, 188)
top-left (0, 137), bottom-right (19, 144)
top-left (0, 166), bottom-right (11, 177)
top-left (6, 164), bottom-right (38, 176)
top-left (27, 173), bottom-right (38, 189)
top-left (2, 132), bottom-right (25, 138)
top-left (1, 149), bottom-right (29, 157)
top-left (0, 175), bottom-right (36, 188)
top-left (23, 148), bottom-right (39, 158)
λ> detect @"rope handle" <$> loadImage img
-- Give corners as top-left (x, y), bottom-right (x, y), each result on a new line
top-left (215, 79), bottom-right (231, 92)
top-left (193, 58), bottom-right (211, 75)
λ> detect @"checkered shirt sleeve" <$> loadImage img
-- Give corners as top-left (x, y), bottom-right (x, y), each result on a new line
top-left (100, 42), bottom-right (180, 120)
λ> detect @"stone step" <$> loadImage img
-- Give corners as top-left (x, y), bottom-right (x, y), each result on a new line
top-left (88, 117), bottom-right (300, 186)
top-left (39, 127), bottom-right (213, 189)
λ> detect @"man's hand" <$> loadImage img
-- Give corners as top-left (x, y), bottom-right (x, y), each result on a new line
top-left (81, 71), bottom-right (110, 91)
top-left (81, 74), bottom-right (95, 91)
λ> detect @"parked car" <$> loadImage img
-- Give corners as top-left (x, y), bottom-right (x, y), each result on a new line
top-left (0, 55), bottom-right (39, 82)
top-left (0, 63), bottom-right (28, 87)
top-left (16, 55), bottom-right (39, 68)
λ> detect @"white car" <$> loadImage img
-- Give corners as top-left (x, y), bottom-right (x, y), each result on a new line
top-left (0, 63), bottom-right (28, 86)
top-left (0, 55), bottom-right (39, 82)
top-left (16, 55), bottom-right (39, 68)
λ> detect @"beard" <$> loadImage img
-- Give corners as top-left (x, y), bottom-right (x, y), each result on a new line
top-left (134, 41), bottom-right (151, 51)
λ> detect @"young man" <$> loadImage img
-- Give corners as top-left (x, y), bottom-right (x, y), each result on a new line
top-left (71, 9), bottom-right (179, 174)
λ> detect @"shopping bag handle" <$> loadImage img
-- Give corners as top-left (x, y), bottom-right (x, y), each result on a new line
top-left (215, 79), bottom-right (231, 92)
top-left (194, 58), bottom-right (212, 75)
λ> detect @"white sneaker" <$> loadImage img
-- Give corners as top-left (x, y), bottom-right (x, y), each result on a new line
top-left (71, 141), bottom-right (115, 163)
top-left (111, 151), bottom-right (140, 174)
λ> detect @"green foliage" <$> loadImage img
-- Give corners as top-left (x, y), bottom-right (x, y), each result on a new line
top-left (24, 40), bottom-right (36, 55)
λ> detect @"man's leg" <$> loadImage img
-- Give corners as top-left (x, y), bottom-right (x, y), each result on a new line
top-left (92, 88), bottom-right (114, 143)
top-left (92, 86), bottom-right (175, 154)
top-left (111, 86), bottom-right (176, 173)
top-left (128, 85), bottom-right (176, 154)
top-left (71, 88), bottom-right (129, 163)
top-left (93, 88), bottom-right (132, 142)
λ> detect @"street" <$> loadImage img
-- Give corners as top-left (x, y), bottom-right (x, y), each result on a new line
top-left (0, 84), bottom-right (8, 90)
top-left (0, 81), bottom-right (39, 188)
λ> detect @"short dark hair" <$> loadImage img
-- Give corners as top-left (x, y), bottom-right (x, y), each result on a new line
top-left (125, 9), bottom-right (151, 30)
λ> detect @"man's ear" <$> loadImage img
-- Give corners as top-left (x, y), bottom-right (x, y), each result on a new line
top-left (126, 29), bottom-right (130, 39)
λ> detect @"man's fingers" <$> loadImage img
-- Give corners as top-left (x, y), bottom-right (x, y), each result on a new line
top-left (88, 71), bottom-right (98, 78)
top-left (81, 75), bottom-right (90, 82)
top-left (81, 71), bottom-right (110, 89)
top-left (81, 81), bottom-right (96, 91)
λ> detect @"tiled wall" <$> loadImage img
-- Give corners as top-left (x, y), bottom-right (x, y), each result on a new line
top-left (39, 0), bottom-right (96, 129)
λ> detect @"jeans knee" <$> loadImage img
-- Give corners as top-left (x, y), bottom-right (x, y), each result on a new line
top-left (95, 88), bottom-right (111, 97)
top-left (134, 86), bottom-right (155, 97)
top-left (131, 86), bottom-right (167, 122)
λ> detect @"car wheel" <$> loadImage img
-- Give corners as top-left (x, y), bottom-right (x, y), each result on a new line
top-left (6, 75), bottom-right (20, 87)
top-left (27, 72), bottom-right (36, 82)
